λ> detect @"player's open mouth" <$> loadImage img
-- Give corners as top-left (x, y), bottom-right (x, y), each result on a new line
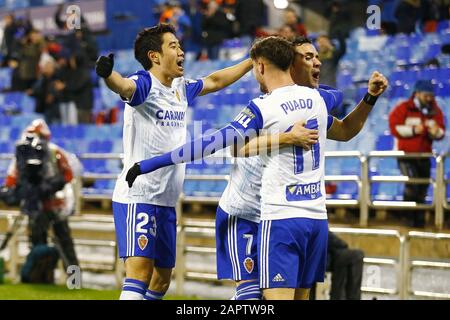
top-left (177, 59), bottom-right (184, 70)
top-left (312, 71), bottom-right (320, 81)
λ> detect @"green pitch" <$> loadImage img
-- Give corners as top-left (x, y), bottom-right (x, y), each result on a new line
top-left (0, 283), bottom-right (194, 300)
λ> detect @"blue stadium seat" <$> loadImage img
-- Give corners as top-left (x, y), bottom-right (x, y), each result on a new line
top-left (0, 142), bottom-right (13, 153)
top-left (335, 181), bottom-right (359, 200)
top-left (0, 68), bottom-right (12, 90)
top-left (9, 127), bottom-right (21, 140)
top-left (436, 83), bottom-right (450, 97)
top-left (183, 180), bottom-right (198, 196)
top-left (372, 182), bottom-right (403, 201)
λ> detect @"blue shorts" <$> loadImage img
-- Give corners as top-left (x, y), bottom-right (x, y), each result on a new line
top-left (216, 206), bottom-right (259, 281)
top-left (258, 218), bottom-right (328, 289)
top-left (112, 202), bottom-right (177, 268)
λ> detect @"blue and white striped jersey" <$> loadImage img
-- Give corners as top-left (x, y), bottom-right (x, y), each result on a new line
top-left (218, 156), bottom-right (262, 223)
top-left (229, 84), bottom-right (339, 221)
top-left (112, 70), bottom-right (203, 206)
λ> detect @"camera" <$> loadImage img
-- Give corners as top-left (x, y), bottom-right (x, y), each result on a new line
top-left (13, 133), bottom-right (65, 216)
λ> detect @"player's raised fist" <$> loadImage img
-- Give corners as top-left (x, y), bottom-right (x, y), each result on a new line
top-left (126, 162), bottom-right (142, 188)
top-left (95, 53), bottom-right (114, 78)
top-left (368, 71), bottom-right (389, 97)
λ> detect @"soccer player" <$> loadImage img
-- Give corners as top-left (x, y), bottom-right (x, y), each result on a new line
top-left (95, 23), bottom-right (253, 300)
top-left (124, 36), bottom-right (343, 299)
top-left (125, 36), bottom-right (388, 300)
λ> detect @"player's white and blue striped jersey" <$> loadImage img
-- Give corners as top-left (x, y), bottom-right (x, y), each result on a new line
top-left (218, 157), bottom-right (262, 223)
top-left (230, 84), bottom-right (339, 221)
top-left (112, 70), bottom-right (203, 206)
top-left (220, 86), bottom-right (341, 223)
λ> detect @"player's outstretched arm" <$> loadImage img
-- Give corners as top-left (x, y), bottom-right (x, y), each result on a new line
top-left (327, 71), bottom-right (388, 141)
top-left (95, 53), bottom-right (136, 101)
top-left (199, 58), bottom-right (253, 96)
top-left (236, 120), bottom-right (319, 157)
top-left (126, 124), bottom-right (251, 188)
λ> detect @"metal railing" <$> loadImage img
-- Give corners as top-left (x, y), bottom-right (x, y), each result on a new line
top-left (0, 151), bottom-right (449, 228)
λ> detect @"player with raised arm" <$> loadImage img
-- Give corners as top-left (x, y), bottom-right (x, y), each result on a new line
top-left (124, 36), bottom-right (345, 300)
top-left (95, 23), bottom-right (253, 300)
top-left (125, 36), bottom-right (388, 300)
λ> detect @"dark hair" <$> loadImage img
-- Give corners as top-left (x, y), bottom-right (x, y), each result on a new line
top-left (134, 23), bottom-right (176, 70)
top-left (250, 36), bottom-right (294, 71)
top-left (291, 36), bottom-right (312, 47)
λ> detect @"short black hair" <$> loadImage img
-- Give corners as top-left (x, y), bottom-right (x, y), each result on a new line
top-left (291, 36), bottom-right (312, 47)
top-left (250, 36), bottom-right (294, 71)
top-left (134, 23), bottom-right (176, 70)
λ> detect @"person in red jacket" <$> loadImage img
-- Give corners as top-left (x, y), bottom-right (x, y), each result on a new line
top-left (389, 80), bottom-right (446, 227)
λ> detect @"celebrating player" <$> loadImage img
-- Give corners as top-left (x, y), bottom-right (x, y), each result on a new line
top-left (95, 23), bottom-right (253, 300)
top-left (125, 36), bottom-right (388, 300)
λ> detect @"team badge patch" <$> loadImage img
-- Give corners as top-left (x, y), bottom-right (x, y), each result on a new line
top-left (138, 235), bottom-right (148, 251)
top-left (243, 257), bottom-right (254, 274)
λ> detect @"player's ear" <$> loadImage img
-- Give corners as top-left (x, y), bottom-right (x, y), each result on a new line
top-left (258, 61), bottom-right (264, 75)
top-left (148, 51), bottom-right (159, 65)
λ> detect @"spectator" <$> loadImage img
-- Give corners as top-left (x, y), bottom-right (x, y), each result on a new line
top-left (316, 34), bottom-right (346, 88)
top-left (421, 0), bottom-right (442, 32)
top-left (235, 0), bottom-right (265, 37)
top-left (389, 80), bottom-right (446, 228)
top-left (310, 231), bottom-right (364, 300)
top-left (278, 24), bottom-right (296, 42)
top-left (11, 29), bottom-right (45, 91)
top-left (283, 7), bottom-right (307, 37)
top-left (160, 1), bottom-right (192, 47)
top-left (395, 0), bottom-right (421, 34)
top-left (327, 232), bottom-right (364, 300)
top-left (201, 1), bottom-right (233, 60)
top-left (27, 60), bottom-right (60, 124)
top-left (1, 14), bottom-right (18, 67)
top-left (54, 4), bottom-right (98, 68)
top-left (55, 54), bottom-right (93, 124)
top-left (326, 1), bottom-right (351, 39)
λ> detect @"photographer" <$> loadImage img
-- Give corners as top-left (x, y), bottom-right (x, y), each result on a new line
top-left (1, 120), bottom-right (79, 273)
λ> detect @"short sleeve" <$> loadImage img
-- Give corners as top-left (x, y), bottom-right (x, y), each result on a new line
top-left (186, 79), bottom-right (204, 105)
top-left (120, 70), bottom-right (152, 107)
top-left (318, 88), bottom-right (343, 113)
top-left (229, 101), bottom-right (264, 136)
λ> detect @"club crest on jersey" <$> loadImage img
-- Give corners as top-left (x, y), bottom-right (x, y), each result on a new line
top-left (243, 257), bottom-right (254, 274)
top-left (138, 235), bottom-right (148, 250)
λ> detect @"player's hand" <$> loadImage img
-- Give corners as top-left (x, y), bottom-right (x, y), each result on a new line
top-left (288, 121), bottom-right (319, 151)
top-left (126, 162), bottom-right (142, 188)
top-left (95, 53), bottom-right (114, 78)
top-left (368, 71), bottom-right (388, 97)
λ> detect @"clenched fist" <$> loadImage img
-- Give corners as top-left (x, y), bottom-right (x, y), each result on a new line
top-left (95, 53), bottom-right (114, 78)
top-left (368, 71), bottom-right (389, 97)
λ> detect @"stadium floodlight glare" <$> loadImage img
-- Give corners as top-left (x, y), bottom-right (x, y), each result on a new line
top-left (274, 0), bottom-right (289, 10)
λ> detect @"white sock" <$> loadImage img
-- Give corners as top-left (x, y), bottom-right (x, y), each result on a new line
top-left (120, 290), bottom-right (144, 300)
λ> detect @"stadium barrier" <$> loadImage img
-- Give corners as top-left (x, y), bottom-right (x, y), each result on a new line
top-left (0, 210), bottom-right (449, 298)
top-left (0, 151), bottom-right (448, 229)
top-left (367, 152), bottom-right (444, 229)
top-left (0, 210), bottom-right (122, 288)
top-left (404, 231), bottom-right (450, 299)
top-left (174, 214), bottom-right (409, 298)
